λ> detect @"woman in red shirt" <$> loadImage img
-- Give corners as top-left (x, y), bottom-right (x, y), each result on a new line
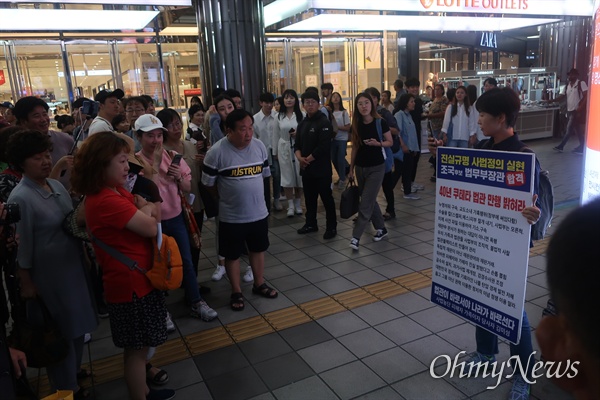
top-left (71, 132), bottom-right (174, 400)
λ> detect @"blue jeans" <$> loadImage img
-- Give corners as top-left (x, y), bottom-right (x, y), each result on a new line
top-left (475, 310), bottom-right (534, 379)
top-left (448, 139), bottom-right (469, 148)
top-left (162, 212), bottom-right (201, 305)
top-left (557, 111), bottom-right (584, 150)
top-left (331, 140), bottom-right (348, 182)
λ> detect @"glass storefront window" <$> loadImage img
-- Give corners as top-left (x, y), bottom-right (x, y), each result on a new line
top-left (322, 38), bottom-right (351, 108)
top-left (266, 40), bottom-right (285, 96)
top-left (161, 42), bottom-right (200, 111)
top-left (65, 41), bottom-right (112, 101)
top-left (289, 39), bottom-right (321, 93)
top-left (12, 41), bottom-right (69, 116)
top-left (0, 42), bottom-right (12, 104)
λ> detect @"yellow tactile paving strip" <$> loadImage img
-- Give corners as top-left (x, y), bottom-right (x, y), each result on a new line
top-left (32, 238), bottom-right (550, 395)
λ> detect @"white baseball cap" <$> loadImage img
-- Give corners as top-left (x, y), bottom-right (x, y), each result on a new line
top-left (134, 114), bottom-right (167, 132)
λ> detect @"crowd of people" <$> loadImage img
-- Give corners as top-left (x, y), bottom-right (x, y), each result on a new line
top-left (0, 72), bottom-right (595, 400)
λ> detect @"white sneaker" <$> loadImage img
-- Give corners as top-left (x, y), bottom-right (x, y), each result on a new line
top-left (166, 312), bottom-right (176, 332)
top-left (412, 183), bottom-right (425, 191)
top-left (294, 205), bottom-right (303, 215)
top-left (349, 238), bottom-right (360, 250)
top-left (84, 333), bottom-right (92, 344)
top-left (211, 265), bottom-right (226, 281)
top-left (287, 207), bottom-right (294, 217)
top-left (273, 199), bottom-right (283, 211)
top-left (191, 300), bottom-right (218, 321)
top-left (403, 193), bottom-right (421, 200)
top-left (242, 265), bottom-right (254, 282)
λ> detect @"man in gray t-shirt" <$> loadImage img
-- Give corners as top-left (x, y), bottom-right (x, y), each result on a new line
top-left (202, 109), bottom-right (278, 311)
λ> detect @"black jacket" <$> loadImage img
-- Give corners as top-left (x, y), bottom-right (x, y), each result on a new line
top-left (294, 111), bottom-right (333, 178)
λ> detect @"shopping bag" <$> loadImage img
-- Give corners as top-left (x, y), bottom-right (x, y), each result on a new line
top-left (340, 180), bottom-right (360, 219)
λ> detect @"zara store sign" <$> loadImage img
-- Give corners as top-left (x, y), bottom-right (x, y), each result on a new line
top-left (479, 31), bottom-right (498, 48)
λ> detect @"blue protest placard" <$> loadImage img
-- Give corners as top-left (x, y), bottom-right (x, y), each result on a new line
top-left (430, 147), bottom-right (535, 344)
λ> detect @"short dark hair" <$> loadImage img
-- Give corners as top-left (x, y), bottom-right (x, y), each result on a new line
top-left (123, 96), bottom-right (149, 110)
top-left (382, 90), bottom-right (392, 99)
top-left (188, 104), bottom-right (204, 119)
top-left (305, 86), bottom-right (319, 94)
top-left (475, 88), bottom-right (521, 128)
top-left (483, 77), bottom-right (498, 87)
top-left (301, 90), bottom-right (320, 104)
top-left (321, 82), bottom-right (334, 90)
top-left (72, 97), bottom-right (90, 110)
top-left (405, 78), bottom-right (420, 88)
top-left (6, 130), bottom-right (53, 172)
top-left (446, 88), bottom-right (457, 102)
top-left (225, 109), bottom-right (253, 131)
top-left (225, 89), bottom-right (241, 99)
top-left (547, 198), bottom-right (600, 362)
top-left (71, 132), bottom-right (131, 195)
top-left (259, 93), bottom-right (275, 103)
top-left (393, 79), bottom-right (404, 89)
top-left (364, 87), bottom-right (381, 101)
top-left (13, 96), bottom-right (49, 123)
top-left (397, 93), bottom-right (415, 111)
top-left (55, 114), bottom-right (75, 129)
top-left (140, 94), bottom-right (154, 106)
top-left (111, 114), bottom-right (127, 130)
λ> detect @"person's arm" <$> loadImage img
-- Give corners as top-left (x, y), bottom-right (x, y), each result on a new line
top-left (380, 131), bottom-right (393, 148)
top-left (348, 142), bottom-right (358, 181)
top-left (441, 106), bottom-right (452, 143)
top-left (468, 106), bottom-right (478, 143)
top-left (394, 114), bottom-right (409, 153)
top-left (125, 195), bottom-right (159, 237)
top-left (306, 120), bottom-right (333, 163)
top-left (383, 109), bottom-right (400, 136)
top-left (340, 111), bottom-right (351, 131)
top-left (209, 113), bottom-right (223, 145)
top-left (50, 155), bottom-right (74, 179)
top-left (168, 157), bottom-right (192, 193)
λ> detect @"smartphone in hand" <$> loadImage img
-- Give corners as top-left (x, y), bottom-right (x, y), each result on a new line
top-left (171, 154), bottom-right (183, 165)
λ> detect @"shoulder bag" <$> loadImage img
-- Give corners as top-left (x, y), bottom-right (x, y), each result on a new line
top-left (167, 151), bottom-right (202, 249)
top-left (340, 180), bottom-right (360, 219)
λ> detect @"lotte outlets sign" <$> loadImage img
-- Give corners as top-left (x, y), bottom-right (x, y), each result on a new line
top-left (416, 0), bottom-right (594, 15)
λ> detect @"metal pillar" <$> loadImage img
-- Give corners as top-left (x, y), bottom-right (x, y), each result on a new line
top-left (60, 39), bottom-right (75, 109)
top-left (193, 0), bottom-right (267, 113)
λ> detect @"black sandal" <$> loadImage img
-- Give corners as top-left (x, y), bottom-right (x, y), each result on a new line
top-left (252, 283), bottom-right (278, 299)
top-left (230, 292), bottom-right (245, 311)
top-left (146, 363), bottom-right (169, 386)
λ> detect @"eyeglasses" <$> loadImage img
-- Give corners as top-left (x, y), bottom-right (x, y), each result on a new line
top-left (126, 108), bottom-right (145, 114)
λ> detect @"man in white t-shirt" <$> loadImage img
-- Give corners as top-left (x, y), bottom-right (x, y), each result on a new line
top-left (88, 89), bottom-right (124, 136)
top-left (553, 68), bottom-right (588, 154)
top-left (253, 93), bottom-right (279, 211)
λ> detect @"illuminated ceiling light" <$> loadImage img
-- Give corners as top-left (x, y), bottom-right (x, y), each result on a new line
top-left (0, 9), bottom-right (159, 31)
top-left (159, 26), bottom-right (198, 36)
top-left (527, 35), bottom-right (541, 39)
top-left (279, 14), bottom-right (561, 32)
top-left (264, 0), bottom-right (594, 27)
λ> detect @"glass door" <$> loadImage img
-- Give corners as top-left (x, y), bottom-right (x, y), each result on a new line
top-left (65, 41), bottom-right (113, 101)
top-left (12, 41), bottom-right (69, 118)
top-left (289, 39), bottom-right (321, 93)
top-left (322, 38), bottom-right (351, 109)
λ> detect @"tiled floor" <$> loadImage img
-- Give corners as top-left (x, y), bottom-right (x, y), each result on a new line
top-left (42, 137), bottom-right (586, 399)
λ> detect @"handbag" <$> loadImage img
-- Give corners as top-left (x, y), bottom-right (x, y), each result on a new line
top-left (11, 298), bottom-right (69, 369)
top-left (179, 190), bottom-right (201, 249)
top-left (62, 196), bottom-right (89, 242)
top-left (340, 180), bottom-right (360, 219)
top-left (90, 232), bottom-right (183, 291)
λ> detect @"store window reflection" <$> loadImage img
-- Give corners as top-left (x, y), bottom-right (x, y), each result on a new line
top-left (290, 39), bottom-right (321, 92)
top-left (161, 43), bottom-right (200, 110)
top-left (13, 41), bottom-right (69, 116)
top-left (322, 38), bottom-right (351, 109)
